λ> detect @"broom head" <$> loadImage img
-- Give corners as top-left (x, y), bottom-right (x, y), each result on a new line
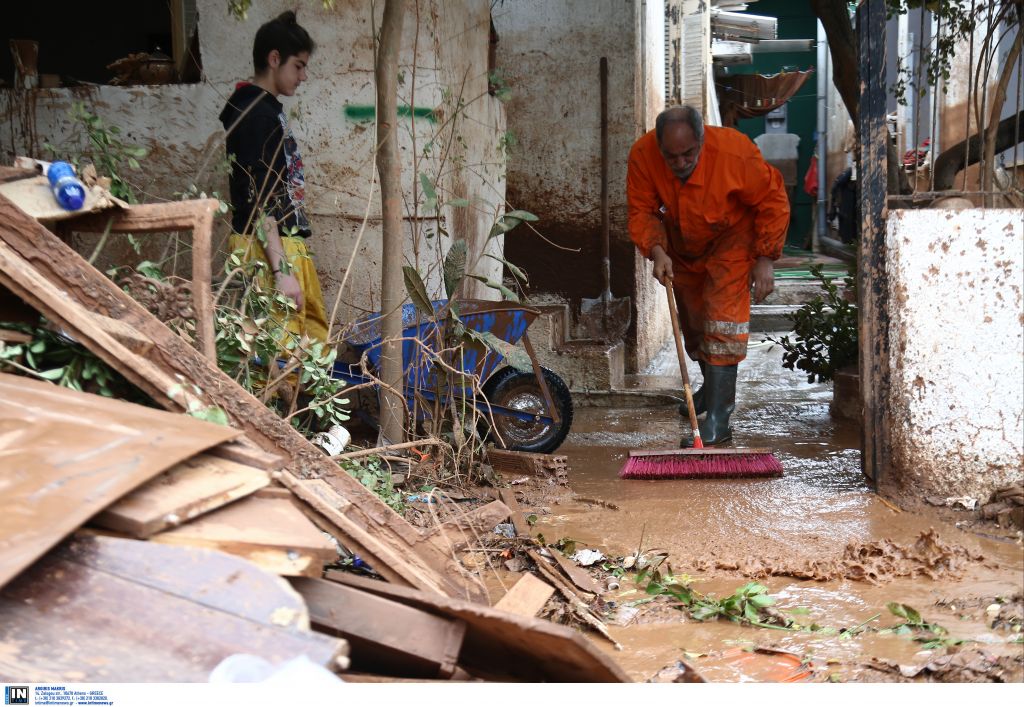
top-left (619, 447), bottom-right (783, 480)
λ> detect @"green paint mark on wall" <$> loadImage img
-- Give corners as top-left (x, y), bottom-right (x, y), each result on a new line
top-left (344, 104), bottom-right (438, 123)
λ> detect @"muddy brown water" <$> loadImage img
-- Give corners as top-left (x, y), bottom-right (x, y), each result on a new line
top-left (530, 341), bottom-right (1024, 682)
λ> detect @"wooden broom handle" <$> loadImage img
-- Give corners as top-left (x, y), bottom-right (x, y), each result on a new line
top-left (662, 276), bottom-right (703, 448)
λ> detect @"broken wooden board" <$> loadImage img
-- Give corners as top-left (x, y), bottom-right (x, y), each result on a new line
top-left (93, 454), bottom-right (271, 538)
top-left (0, 372), bottom-right (238, 588)
top-left (493, 573), bottom-right (556, 617)
top-left (497, 488), bottom-right (530, 538)
top-left (0, 194), bottom-right (480, 603)
top-left (549, 547), bottom-right (603, 595)
top-left (208, 437), bottom-right (285, 471)
top-left (0, 327), bottom-right (30, 343)
top-left (325, 571), bottom-right (630, 682)
top-left (0, 175), bottom-right (123, 222)
top-left (487, 447), bottom-right (569, 484)
top-left (0, 167), bottom-right (37, 184)
top-left (281, 475), bottom-right (483, 595)
top-left (292, 577), bottom-right (467, 679)
top-left (57, 199), bottom-right (216, 361)
top-left (526, 549), bottom-right (620, 650)
top-left (417, 500), bottom-right (511, 555)
top-left (149, 495), bottom-right (336, 577)
top-left (0, 536), bottom-right (344, 681)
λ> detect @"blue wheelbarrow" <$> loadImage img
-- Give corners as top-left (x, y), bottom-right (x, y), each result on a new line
top-left (331, 299), bottom-right (573, 454)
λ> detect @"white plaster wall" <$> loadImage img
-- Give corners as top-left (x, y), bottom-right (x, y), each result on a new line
top-left (644, 0), bottom-right (666, 125)
top-left (0, 0), bottom-right (505, 324)
top-left (887, 208), bottom-right (1024, 500)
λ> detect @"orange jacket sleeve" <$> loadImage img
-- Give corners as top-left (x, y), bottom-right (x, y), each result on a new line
top-left (736, 148), bottom-right (790, 260)
top-left (626, 140), bottom-right (668, 259)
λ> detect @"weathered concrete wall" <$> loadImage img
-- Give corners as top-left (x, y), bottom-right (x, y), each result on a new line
top-left (0, 0), bottom-right (505, 323)
top-left (496, 0), bottom-right (670, 372)
top-left (0, 84), bottom-right (231, 276)
top-left (887, 208), bottom-right (1023, 500)
top-left (633, 1), bottom-right (672, 372)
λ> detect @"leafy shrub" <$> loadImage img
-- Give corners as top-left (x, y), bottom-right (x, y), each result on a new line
top-left (766, 265), bottom-right (857, 383)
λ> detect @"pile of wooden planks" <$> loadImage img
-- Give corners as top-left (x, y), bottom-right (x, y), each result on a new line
top-left (0, 191), bottom-right (629, 683)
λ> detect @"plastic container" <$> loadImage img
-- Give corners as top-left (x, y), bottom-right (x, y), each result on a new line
top-left (46, 161), bottom-right (86, 211)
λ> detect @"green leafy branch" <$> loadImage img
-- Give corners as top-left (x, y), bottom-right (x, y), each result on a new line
top-left (765, 264), bottom-right (857, 383)
top-left (881, 602), bottom-right (968, 650)
top-left (640, 571), bottom-right (795, 630)
top-left (340, 456), bottom-right (405, 513)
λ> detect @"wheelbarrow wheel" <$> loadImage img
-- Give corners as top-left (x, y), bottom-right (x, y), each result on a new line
top-left (480, 366), bottom-right (573, 454)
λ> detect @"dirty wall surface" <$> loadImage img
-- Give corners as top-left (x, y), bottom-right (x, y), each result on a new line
top-left (887, 208), bottom-right (1024, 501)
top-left (0, 0), bottom-right (506, 321)
top-left (495, 0), bottom-right (671, 372)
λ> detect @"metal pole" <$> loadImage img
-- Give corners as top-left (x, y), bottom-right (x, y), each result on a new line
top-left (816, 20), bottom-right (828, 246)
top-left (857, 0), bottom-right (891, 487)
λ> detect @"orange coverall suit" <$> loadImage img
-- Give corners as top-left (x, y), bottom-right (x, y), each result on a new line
top-left (626, 126), bottom-right (790, 365)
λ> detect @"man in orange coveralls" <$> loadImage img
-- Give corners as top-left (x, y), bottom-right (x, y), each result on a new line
top-left (627, 105), bottom-right (790, 445)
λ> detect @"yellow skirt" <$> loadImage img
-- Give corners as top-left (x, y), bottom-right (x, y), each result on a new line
top-left (228, 233), bottom-right (330, 343)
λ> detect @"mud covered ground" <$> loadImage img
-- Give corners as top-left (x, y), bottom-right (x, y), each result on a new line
top-left (517, 337), bottom-right (1024, 683)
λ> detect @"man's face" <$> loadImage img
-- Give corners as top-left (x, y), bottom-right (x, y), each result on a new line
top-left (659, 122), bottom-right (702, 182)
top-left (271, 51), bottom-right (310, 97)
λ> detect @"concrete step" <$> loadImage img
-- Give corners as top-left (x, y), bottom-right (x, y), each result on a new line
top-left (762, 279), bottom-right (842, 306)
top-left (527, 304), bottom-right (570, 350)
top-left (750, 304), bottom-right (802, 332)
top-left (517, 301), bottom-right (626, 392)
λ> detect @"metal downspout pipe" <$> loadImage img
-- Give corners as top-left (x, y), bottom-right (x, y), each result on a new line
top-left (816, 21), bottom-right (828, 246)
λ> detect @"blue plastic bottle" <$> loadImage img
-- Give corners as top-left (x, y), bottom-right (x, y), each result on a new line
top-left (46, 161), bottom-right (86, 211)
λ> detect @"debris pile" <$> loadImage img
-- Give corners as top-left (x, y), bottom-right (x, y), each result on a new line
top-left (695, 529), bottom-right (988, 584)
top-left (980, 483), bottom-right (1024, 530)
top-left (865, 648), bottom-right (1024, 683)
top-left (0, 185), bottom-right (628, 683)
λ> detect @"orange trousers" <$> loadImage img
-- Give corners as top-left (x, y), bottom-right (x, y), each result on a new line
top-left (667, 226), bottom-right (754, 366)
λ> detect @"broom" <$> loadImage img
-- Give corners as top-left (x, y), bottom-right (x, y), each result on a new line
top-left (619, 277), bottom-right (783, 480)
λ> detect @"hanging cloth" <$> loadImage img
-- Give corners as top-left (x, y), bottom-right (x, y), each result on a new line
top-left (716, 69), bottom-right (814, 128)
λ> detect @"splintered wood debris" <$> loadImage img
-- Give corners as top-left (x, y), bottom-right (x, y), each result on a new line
top-left (0, 189), bottom-right (628, 683)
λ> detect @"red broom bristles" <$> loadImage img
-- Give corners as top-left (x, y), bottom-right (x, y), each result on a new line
top-left (619, 451), bottom-right (783, 479)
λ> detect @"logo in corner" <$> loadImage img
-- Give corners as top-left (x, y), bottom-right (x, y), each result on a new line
top-left (4, 686), bottom-right (28, 705)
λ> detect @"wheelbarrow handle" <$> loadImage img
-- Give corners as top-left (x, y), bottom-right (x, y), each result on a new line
top-left (520, 332), bottom-right (560, 425)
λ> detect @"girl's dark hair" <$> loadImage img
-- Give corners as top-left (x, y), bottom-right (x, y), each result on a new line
top-left (253, 10), bottom-right (315, 72)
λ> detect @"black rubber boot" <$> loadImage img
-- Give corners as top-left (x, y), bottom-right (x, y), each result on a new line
top-left (677, 360), bottom-right (708, 417)
top-left (694, 364), bottom-right (737, 446)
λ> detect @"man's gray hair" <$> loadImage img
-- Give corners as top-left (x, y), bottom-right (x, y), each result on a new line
top-left (655, 105), bottom-right (705, 145)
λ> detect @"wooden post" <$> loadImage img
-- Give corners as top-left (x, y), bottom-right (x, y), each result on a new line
top-left (64, 200), bottom-right (217, 362)
top-left (857, 0), bottom-right (890, 486)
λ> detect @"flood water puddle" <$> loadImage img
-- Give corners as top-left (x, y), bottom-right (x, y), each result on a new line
top-left (530, 343), bottom-right (1024, 682)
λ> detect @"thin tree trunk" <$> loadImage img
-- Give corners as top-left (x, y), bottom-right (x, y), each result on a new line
top-left (981, 24), bottom-right (1023, 199)
top-left (810, 0), bottom-right (859, 124)
top-left (375, 0), bottom-right (407, 445)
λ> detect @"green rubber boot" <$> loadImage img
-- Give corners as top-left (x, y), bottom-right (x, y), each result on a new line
top-left (695, 364), bottom-right (737, 446)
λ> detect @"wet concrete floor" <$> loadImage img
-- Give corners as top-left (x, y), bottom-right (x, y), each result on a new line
top-left (534, 336), bottom-right (1024, 682)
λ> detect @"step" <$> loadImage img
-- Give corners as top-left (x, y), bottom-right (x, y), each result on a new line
top-left (749, 304), bottom-right (802, 332)
top-left (527, 304), bottom-right (569, 351)
top-left (514, 299), bottom-right (627, 392)
top-left (551, 339), bottom-right (625, 392)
